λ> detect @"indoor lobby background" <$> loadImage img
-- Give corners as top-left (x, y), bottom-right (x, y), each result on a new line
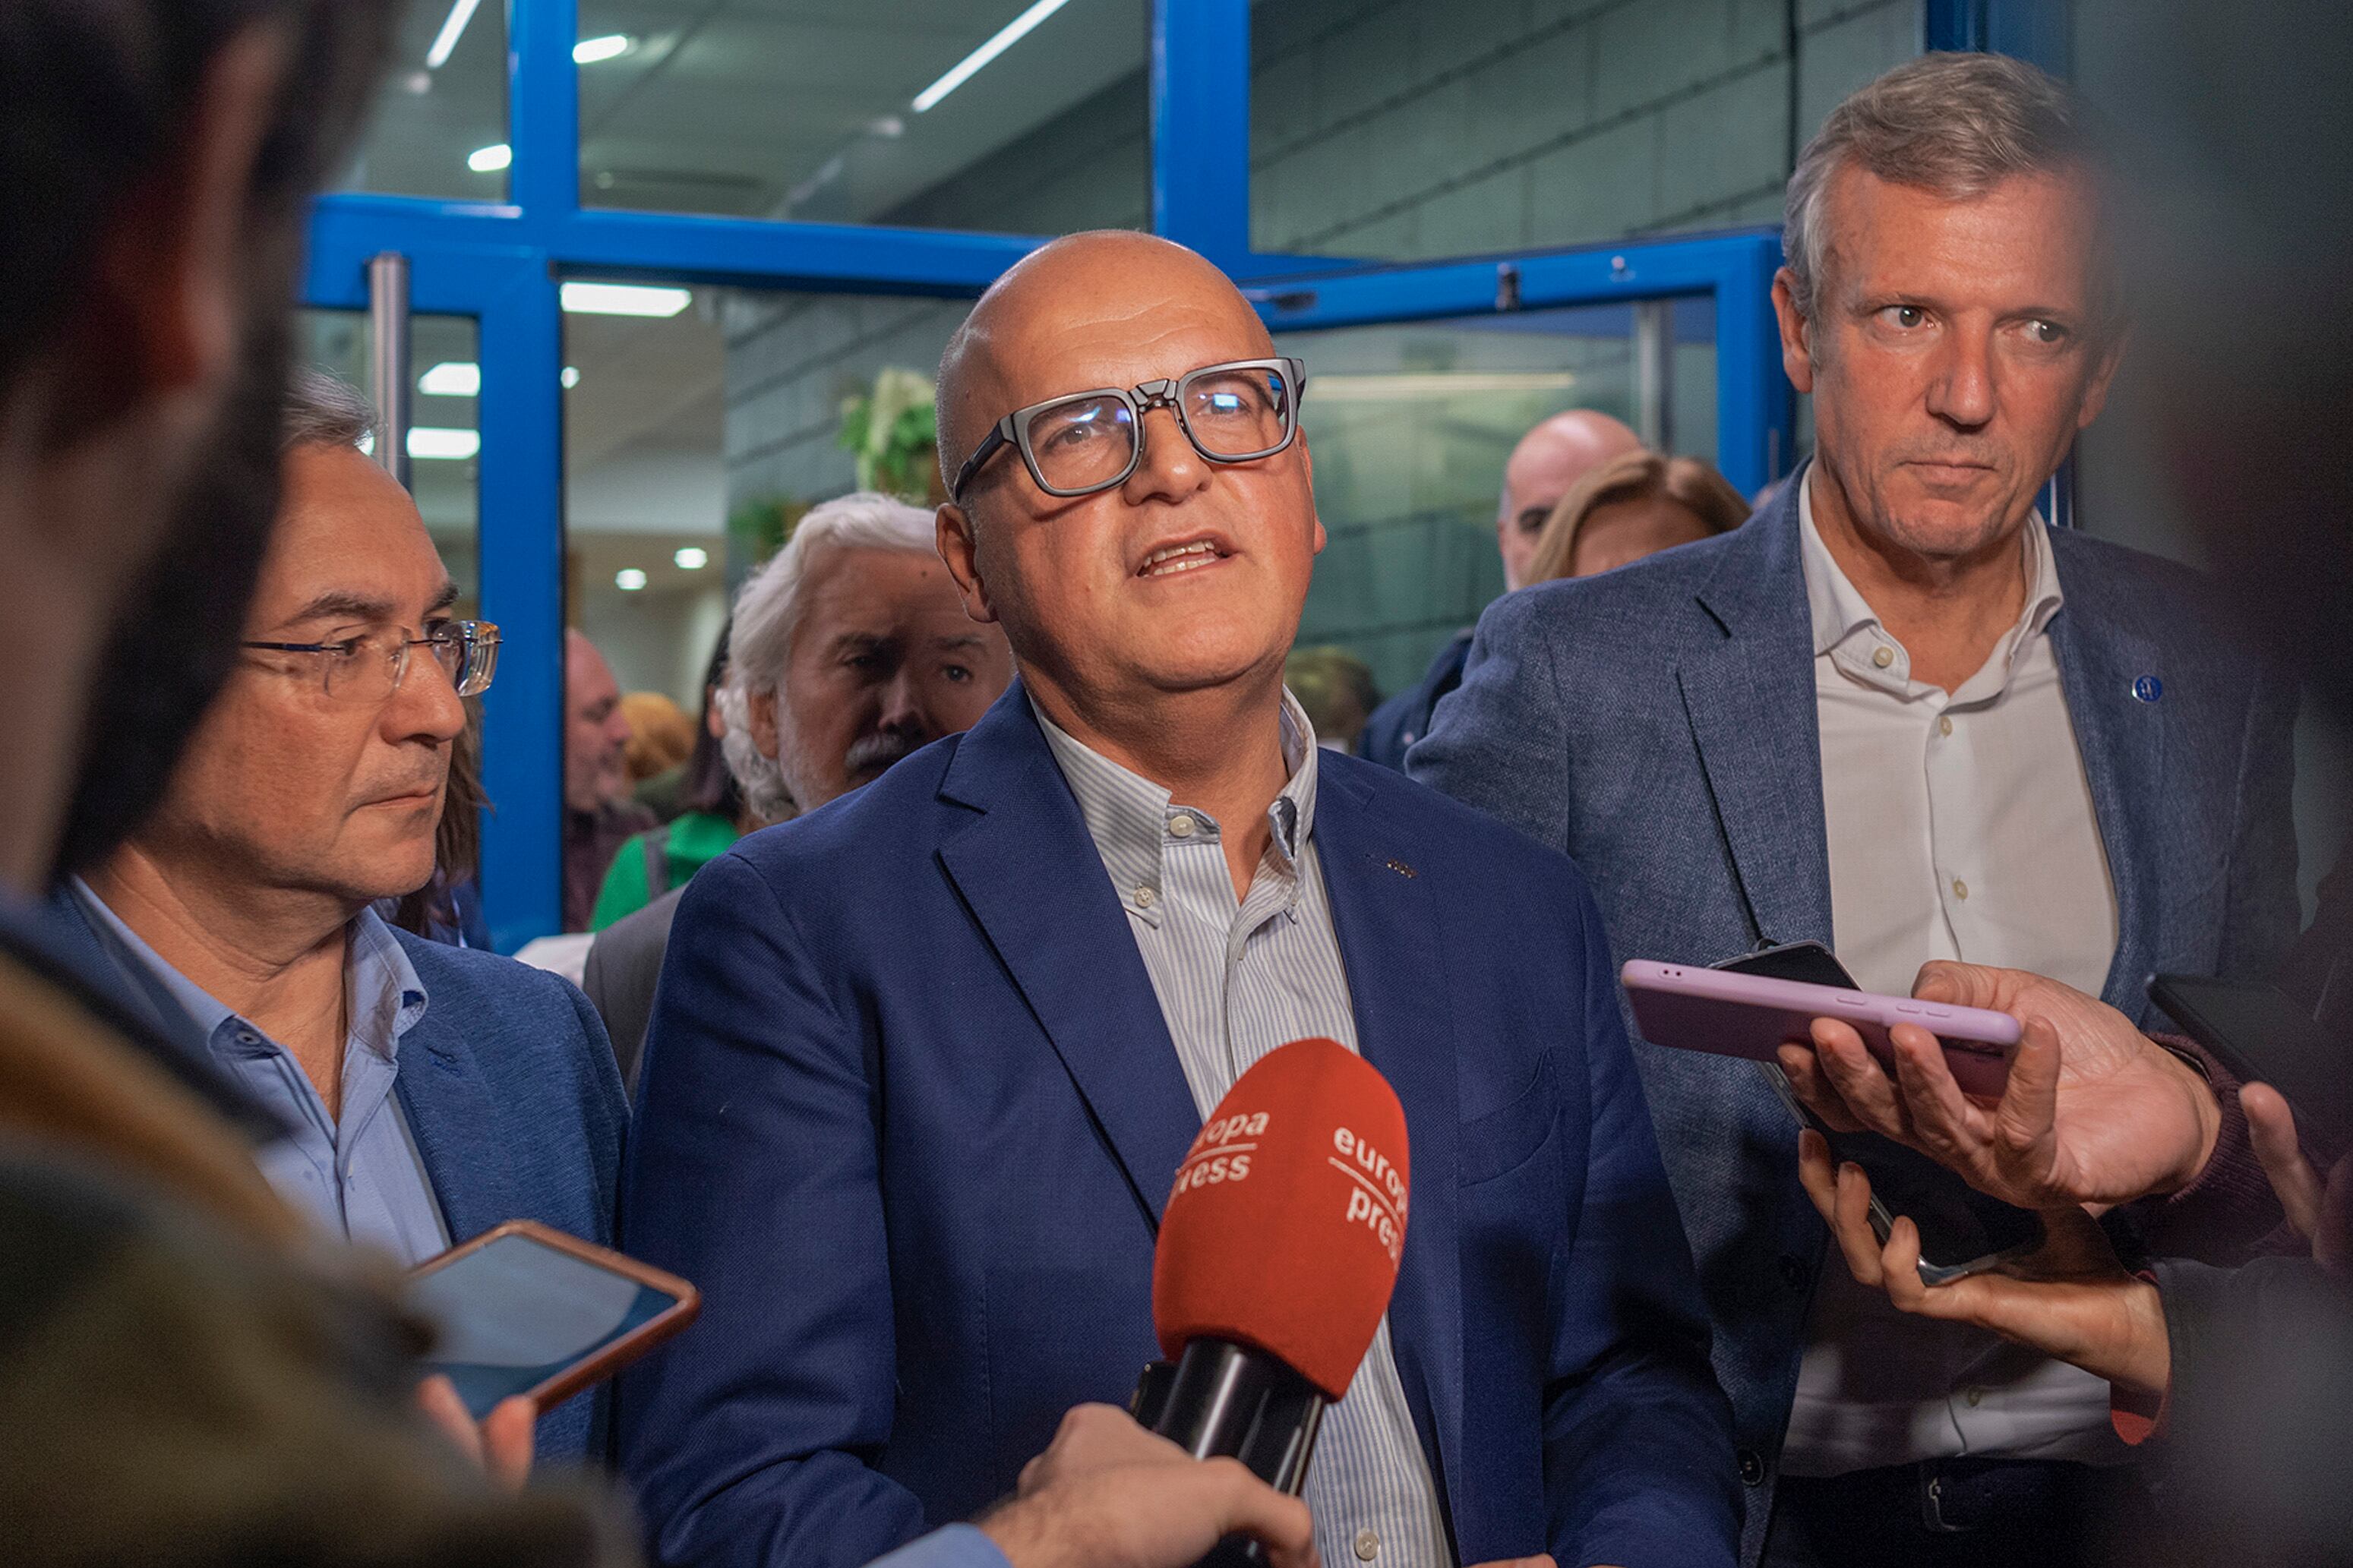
top-left (301, 0), bottom-right (2347, 948)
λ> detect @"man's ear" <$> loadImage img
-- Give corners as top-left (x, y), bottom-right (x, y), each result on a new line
top-left (79, 26), bottom-right (291, 421)
top-left (2077, 327), bottom-right (2130, 431)
top-left (1771, 267), bottom-right (1817, 396)
top-left (936, 504), bottom-right (1000, 625)
top-left (747, 688), bottom-right (781, 761)
top-left (1298, 434), bottom-right (1325, 554)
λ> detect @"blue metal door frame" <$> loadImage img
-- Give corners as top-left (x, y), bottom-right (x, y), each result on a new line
top-left (298, 0), bottom-right (1804, 948)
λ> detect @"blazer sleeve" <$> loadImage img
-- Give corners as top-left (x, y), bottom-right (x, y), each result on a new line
top-left (615, 851), bottom-right (926, 1568)
top-left (2220, 659), bottom-right (2301, 981)
top-left (1543, 873), bottom-right (1742, 1567)
top-left (1406, 590), bottom-right (1572, 851)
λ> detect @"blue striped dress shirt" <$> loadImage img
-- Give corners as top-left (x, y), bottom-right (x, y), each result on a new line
top-left (1032, 692), bottom-right (1454, 1568)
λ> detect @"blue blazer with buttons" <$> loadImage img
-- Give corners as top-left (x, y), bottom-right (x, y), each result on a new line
top-left (42, 896), bottom-right (629, 1462)
top-left (1408, 472), bottom-right (2301, 1563)
top-left (614, 682), bottom-right (1740, 1568)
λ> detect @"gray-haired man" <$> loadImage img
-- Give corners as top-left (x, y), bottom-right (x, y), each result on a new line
top-left (1413, 52), bottom-right (2298, 1567)
top-left (583, 492), bottom-right (1011, 1081)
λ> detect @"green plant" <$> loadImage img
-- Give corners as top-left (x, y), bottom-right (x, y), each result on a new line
top-left (727, 495), bottom-right (810, 566)
top-left (839, 365), bottom-right (940, 501)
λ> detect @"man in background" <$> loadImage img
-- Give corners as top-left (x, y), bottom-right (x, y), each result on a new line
top-left (55, 371), bottom-right (627, 1459)
top-left (583, 493), bottom-right (1012, 1084)
top-left (565, 629), bottom-right (658, 930)
top-left (1358, 409), bottom-right (1639, 768)
top-left (1414, 53), bottom-right (2298, 1567)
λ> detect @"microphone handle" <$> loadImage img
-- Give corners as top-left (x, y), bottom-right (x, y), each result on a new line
top-left (1131, 1338), bottom-right (1329, 1568)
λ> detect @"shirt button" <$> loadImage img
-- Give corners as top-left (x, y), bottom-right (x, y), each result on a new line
top-left (1938, 715), bottom-right (1954, 737)
top-left (1871, 645), bottom-right (1895, 669)
top-left (1133, 885), bottom-right (1156, 909)
top-left (1353, 1529), bottom-right (1380, 1561)
top-left (1952, 878), bottom-right (1969, 901)
top-left (1737, 1449), bottom-right (1766, 1486)
top-left (1963, 1386), bottom-right (1986, 1407)
top-left (1168, 813), bottom-right (1196, 838)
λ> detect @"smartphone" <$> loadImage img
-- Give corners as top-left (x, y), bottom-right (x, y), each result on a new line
top-left (1714, 942), bottom-right (2046, 1285)
top-left (404, 1219), bottom-right (700, 1419)
top-left (2148, 972), bottom-right (2353, 1161)
top-left (1622, 958), bottom-right (2020, 1097)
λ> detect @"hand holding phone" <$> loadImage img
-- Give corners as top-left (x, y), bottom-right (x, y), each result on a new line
top-left (1622, 959), bottom-right (2021, 1096)
top-left (1786, 961), bottom-right (2224, 1211)
top-left (405, 1220), bottom-right (700, 1421)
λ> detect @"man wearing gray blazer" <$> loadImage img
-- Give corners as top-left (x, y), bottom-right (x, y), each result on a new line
top-left (1413, 54), bottom-right (2298, 1568)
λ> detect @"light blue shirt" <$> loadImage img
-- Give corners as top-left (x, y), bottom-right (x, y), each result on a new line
top-left (1033, 693), bottom-right (1454, 1568)
top-left (71, 883), bottom-right (452, 1266)
top-left (864, 1524), bottom-right (1008, 1568)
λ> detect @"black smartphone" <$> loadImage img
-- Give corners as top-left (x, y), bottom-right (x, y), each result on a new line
top-left (2148, 972), bottom-right (2353, 1161)
top-left (1717, 942), bottom-right (2047, 1284)
top-left (405, 1219), bottom-right (701, 1419)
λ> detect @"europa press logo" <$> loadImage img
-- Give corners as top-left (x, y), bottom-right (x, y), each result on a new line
top-left (1331, 1125), bottom-right (1407, 1264)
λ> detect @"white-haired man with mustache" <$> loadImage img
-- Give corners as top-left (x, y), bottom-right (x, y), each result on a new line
top-left (583, 492), bottom-right (1013, 1085)
top-left (720, 491), bottom-right (1015, 825)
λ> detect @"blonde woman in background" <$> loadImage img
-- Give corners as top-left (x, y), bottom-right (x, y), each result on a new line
top-left (1525, 449), bottom-right (1750, 584)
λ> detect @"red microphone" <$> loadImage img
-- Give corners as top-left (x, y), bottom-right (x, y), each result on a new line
top-left (1131, 1037), bottom-right (1411, 1516)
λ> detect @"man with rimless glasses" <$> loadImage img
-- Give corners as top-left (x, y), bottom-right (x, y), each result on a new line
top-left (618, 232), bottom-right (1738, 1568)
top-left (54, 371), bottom-right (627, 1462)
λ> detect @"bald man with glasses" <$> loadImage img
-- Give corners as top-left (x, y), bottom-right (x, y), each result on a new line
top-left (617, 231), bottom-right (1737, 1568)
top-left (52, 371), bottom-right (628, 1462)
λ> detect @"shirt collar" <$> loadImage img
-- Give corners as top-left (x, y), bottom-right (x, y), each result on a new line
top-left (1797, 469), bottom-right (2065, 689)
top-left (1031, 689), bottom-right (1323, 923)
top-left (67, 880), bottom-right (428, 1063)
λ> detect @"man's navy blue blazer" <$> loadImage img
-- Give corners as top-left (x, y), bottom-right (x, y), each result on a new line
top-left (44, 896), bottom-right (629, 1460)
top-left (1410, 472), bottom-right (2301, 1563)
top-left (615, 683), bottom-right (1741, 1568)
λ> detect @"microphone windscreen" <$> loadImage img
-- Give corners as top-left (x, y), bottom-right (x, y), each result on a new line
top-left (1153, 1037), bottom-right (1410, 1402)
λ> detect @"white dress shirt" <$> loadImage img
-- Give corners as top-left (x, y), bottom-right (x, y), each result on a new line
top-left (1034, 693), bottom-right (1454, 1568)
top-left (1780, 475), bottom-right (2127, 1476)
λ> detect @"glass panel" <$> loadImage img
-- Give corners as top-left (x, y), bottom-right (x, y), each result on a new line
top-left (576, 1), bottom-right (1149, 228)
top-left (1249, 0), bottom-right (1919, 262)
top-left (1273, 301), bottom-right (1717, 699)
top-left (336, 0), bottom-right (510, 200)
top-left (295, 311), bottom-right (482, 610)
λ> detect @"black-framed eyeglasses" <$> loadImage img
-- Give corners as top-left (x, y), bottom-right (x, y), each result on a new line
top-left (242, 619), bottom-right (501, 705)
top-left (949, 356), bottom-right (1307, 502)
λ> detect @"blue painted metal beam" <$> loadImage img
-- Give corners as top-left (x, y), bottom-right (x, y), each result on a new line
top-left (1153, 0), bottom-right (1252, 270)
top-left (508, 0), bottom-right (580, 215)
top-left (470, 260), bottom-right (567, 951)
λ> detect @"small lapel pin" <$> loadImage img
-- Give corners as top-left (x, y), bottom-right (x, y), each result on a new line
top-left (1384, 858), bottom-right (1417, 879)
top-left (2131, 675), bottom-right (2162, 704)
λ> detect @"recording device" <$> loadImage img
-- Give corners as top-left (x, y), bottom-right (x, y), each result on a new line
top-left (1712, 942), bottom-right (2045, 1285)
top-left (405, 1219), bottom-right (700, 1419)
top-left (2149, 971), bottom-right (2353, 1161)
top-left (1129, 1038), bottom-right (1410, 1566)
top-left (1622, 958), bottom-right (2021, 1097)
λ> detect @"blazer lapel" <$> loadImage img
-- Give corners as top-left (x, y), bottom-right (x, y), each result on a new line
top-left (2045, 539), bottom-right (2170, 1020)
top-left (1311, 762), bottom-right (1467, 1531)
top-left (935, 686), bottom-right (1202, 1231)
top-left (1678, 494), bottom-right (1836, 951)
top-left (396, 1008), bottom-right (522, 1245)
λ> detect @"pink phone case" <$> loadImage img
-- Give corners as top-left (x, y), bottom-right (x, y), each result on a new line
top-left (1620, 960), bottom-right (2022, 1098)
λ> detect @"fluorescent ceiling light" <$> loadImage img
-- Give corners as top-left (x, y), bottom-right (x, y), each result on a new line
top-left (1306, 371), bottom-right (1578, 402)
top-left (912, 0), bottom-right (1072, 113)
top-left (561, 282), bottom-right (692, 317)
top-left (406, 427), bottom-right (481, 461)
top-left (615, 568), bottom-right (649, 592)
top-left (562, 366), bottom-right (581, 389)
top-left (573, 33), bottom-right (633, 64)
top-left (467, 143), bottom-right (511, 173)
top-left (355, 429), bottom-right (479, 460)
top-left (425, 0), bottom-right (485, 71)
top-left (673, 546), bottom-right (710, 570)
top-left (418, 361), bottom-right (480, 397)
